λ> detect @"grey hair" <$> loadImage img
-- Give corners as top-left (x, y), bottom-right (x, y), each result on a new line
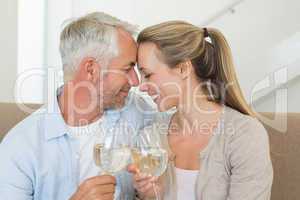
top-left (59, 12), bottom-right (138, 82)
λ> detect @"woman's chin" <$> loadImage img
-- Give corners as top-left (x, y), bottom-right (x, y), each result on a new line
top-left (157, 106), bottom-right (165, 112)
top-left (157, 101), bottom-right (171, 112)
top-left (155, 97), bottom-right (176, 112)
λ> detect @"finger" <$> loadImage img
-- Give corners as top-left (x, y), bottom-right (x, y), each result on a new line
top-left (127, 164), bottom-right (140, 174)
top-left (92, 184), bottom-right (116, 194)
top-left (135, 173), bottom-right (153, 182)
top-left (135, 176), bottom-right (158, 191)
top-left (84, 191), bottom-right (115, 200)
top-left (76, 176), bottom-right (116, 199)
top-left (150, 176), bottom-right (159, 183)
top-left (83, 175), bottom-right (116, 188)
top-left (81, 184), bottom-right (116, 199)
top-left (137, 176), bottom-right (158, 185)
top-left (100, 193), bottom-right (115, 200)
top-left (90, 175), bottom-right (116, 184)
top-left (135, 179), bottom-right (150, 190)
top-left (139, 182), bottom-right (154, 194)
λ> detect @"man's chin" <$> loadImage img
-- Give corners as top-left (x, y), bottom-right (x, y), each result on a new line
top-left (112, 97), bottom-right (127, 109)
top-left (101, 93), bottom-right (128, 110)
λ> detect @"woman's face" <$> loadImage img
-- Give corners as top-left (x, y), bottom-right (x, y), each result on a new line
top-left (137, 42), bottom-right (182, 111)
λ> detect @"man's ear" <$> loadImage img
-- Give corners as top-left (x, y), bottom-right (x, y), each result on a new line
top-left (81, 57), bottom-right (100, 82)
top-left (177, 60), bottom-right (193, 80)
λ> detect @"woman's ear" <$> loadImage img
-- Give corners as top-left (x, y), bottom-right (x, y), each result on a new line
top-left (177, 60), bottom-right (193, 80)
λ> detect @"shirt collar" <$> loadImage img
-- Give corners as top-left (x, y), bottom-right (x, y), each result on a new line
top-left (43, 86), bottom-right (121, 141)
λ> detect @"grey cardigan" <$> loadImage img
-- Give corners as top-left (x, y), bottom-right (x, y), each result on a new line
top-left (145, 106), bottom-right (273, 200)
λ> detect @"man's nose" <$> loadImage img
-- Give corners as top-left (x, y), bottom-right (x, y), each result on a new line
top-left (129, 68), bottom-right (139, 87)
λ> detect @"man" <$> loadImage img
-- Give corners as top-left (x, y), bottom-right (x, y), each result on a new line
top-left (0, 12), bottom-right (155, 199)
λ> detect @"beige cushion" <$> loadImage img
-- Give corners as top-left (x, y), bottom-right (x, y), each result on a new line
top-left (0, 103), bottom-right (299, 200)
top-left (261, 113), bottom-right (300, 200)
top-left (0, 103), bottom-right (41, 141)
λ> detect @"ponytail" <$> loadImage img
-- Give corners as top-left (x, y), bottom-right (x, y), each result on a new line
top-left (205, 28), bottom-right (254, 116)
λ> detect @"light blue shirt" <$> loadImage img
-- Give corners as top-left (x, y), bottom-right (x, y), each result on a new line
top-left (0, 88), bottom-right (156, 200)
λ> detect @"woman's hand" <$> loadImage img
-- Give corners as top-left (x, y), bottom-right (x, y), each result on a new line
top-left (127, 164), bottom-right (161, 199)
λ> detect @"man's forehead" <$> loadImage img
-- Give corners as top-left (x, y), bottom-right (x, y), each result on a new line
top-left (105, 28), bottom-right (137, 68)
top-left (116, 28), bottom-right (136, 45)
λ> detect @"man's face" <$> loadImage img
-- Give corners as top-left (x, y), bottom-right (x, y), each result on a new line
top-left (100, 29), bottom-right (139, 109)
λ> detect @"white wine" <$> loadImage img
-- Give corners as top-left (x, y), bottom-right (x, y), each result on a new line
top-left (94, 144), bottom-right (131, 174)
top-left (131, 148), bottom-right (168, 177)
top-left (94, 143), bottom-right (103, 167)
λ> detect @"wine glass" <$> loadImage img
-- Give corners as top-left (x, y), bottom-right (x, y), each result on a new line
top-left (93, 121), bottom-right (133, 199)
top-left (131, 127), bottom-right (168, 200)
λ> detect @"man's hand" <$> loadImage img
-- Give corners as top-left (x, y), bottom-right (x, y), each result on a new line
top-left (70, 175), bottom-right (116, 200)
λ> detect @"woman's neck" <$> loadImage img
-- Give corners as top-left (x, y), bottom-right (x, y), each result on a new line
top-left (172, 80), bottom-right (223, 136)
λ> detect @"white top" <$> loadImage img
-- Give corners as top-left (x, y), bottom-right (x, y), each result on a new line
top-left (175, 167), bottom-right (198, 200)
top-left (67, 116), bottom-right (104, 184)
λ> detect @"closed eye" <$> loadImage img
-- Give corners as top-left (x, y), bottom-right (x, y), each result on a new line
top-left (124, 62), bottom-right (136, 72)
top-left (125, 68), bottom-right (131, 72)
top-left (144, 73), bottom-right (152, 78)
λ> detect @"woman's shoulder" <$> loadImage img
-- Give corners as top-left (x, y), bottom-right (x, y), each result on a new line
top-left (220, 107), bottom-right (273, 185)
top-left (221, 106), bottom-right (269, 145)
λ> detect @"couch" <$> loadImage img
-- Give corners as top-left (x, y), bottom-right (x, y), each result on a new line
top-left (0, 102), bottom-right (299, 200)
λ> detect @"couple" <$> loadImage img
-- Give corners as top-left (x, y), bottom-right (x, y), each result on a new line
top-left (0, 12), bottom-right (273, 200)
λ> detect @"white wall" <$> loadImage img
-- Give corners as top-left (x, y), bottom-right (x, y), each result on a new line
top-left (131, 0), bottom-right (233, 28)
top-left (0, 0), bottom-right (18, 102)
top-left (43, 0), bottom-right (72, 104)
top-left (72, 0), bottom-right (136, 22)
top-left (48, 0), bottom-right (237, 66)
top-left (45, 0), bottom-right (72, 68)
top-left (209, 0), bottom-right (300, 111)
top-left (71, 0), bottom-right (234, 28)
top-left (17, 0), bottom-right (45, 103)
top-left (253, 75), bottom-right (300, 113)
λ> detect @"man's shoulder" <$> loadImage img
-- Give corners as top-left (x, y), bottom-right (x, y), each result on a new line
top-left (1, 106), bottom-right (48, 147)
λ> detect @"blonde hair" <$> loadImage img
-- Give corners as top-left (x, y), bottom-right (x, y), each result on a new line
top-left (59, 12), bottom-right (138, 82)
top-left (137, 21), bottom-right (254, 116)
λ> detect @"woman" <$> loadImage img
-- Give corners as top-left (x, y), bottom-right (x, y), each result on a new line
top-left (128, 21), bottom-right (273, 200)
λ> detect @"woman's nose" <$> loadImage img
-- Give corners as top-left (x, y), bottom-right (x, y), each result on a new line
top-left (139, 82), bottom-right (149, 93)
